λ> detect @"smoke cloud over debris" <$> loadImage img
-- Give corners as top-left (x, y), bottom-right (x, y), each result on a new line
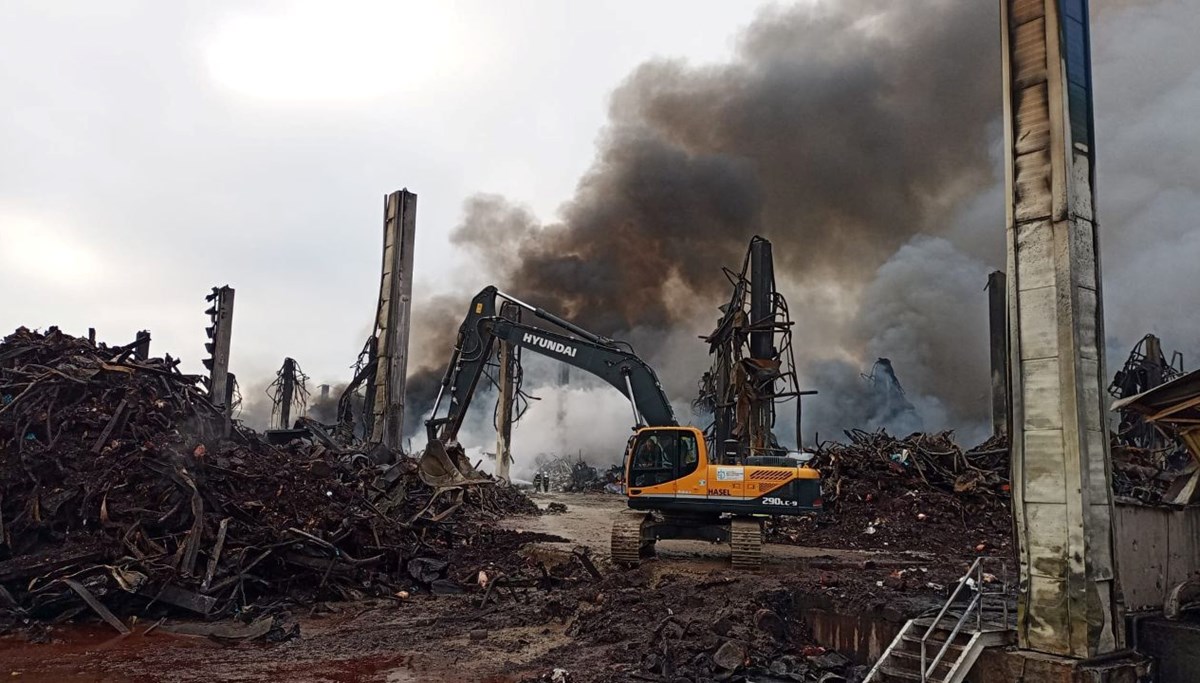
top-left (402, 0), bottom-right (1199, 458)
top-left (431, 0), bottom-right (1002, 443)
top-left (453, 1), bottom-right (1000, 324)
top-left (801, 237), bottom-right (993, 443)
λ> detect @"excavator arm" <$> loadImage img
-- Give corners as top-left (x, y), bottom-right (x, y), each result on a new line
top-left (427, 286), bottom-right (676, 442)
top-left (419, 286), bottom-right (676, 486)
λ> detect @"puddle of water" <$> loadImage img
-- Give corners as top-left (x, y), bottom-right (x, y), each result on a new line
top-left (0, 623), bottom-right (224, 682)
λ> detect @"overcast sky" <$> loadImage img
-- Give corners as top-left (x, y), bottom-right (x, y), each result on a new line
top-left (2, 0), bottom-right (1197, 428)
top-left (0, 0), bottom-right (775, 384)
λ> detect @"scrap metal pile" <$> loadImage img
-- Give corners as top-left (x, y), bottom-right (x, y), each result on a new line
top-left (537, 572), bottom-right (865, 682)
top-left (530, 454), bottom-right (623, 494)
top-left (1110, 442), bottom-right (1194, 506)
top-left (694, 236), bottom-right (808, 463)
top-left (1107, 334), bottom-right (1197, 506)
top-left (0, 327), bottom-right (535, 633)
top-left (784, 430), bottom-right (1012, 556)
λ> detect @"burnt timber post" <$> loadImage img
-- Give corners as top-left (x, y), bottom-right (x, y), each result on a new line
top-left (278, 358), bottom-right (296, 430)
top-left (1001, 0), bottom-right (1122, 657)
top-left (1143, 335), bottom-right (1164, 389)
top-left (369, 189), bottom-right (417, 451)
top-left (495, 302), bottom-right (520, 483)
top-left (988, 271), bottom-right (1010, 439)
top-left (359, 336), bottom-right (378, 440)
top-left (134, 330), bottom-right (151, 361)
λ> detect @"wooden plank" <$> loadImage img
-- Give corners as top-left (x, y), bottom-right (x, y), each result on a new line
top-left (177, 468), bottom-right (205, 577)
top-left (90, 399), bottom-right (128, 453)
top-left (1014, 148), bottom-right (1052, 222)
top-left (1114, 505), bottom-right (1167, 611)
top-left (1149, 394), bottom-right (1200, 423)
top-left (202, 517), bottom-right (230, 592)
top-left (0, 544), bottom-right (106, 583)
top-left (1014, 82), bottom-right (1050, 155)
top-left (62, 578), bottom-right (129, 634)
top-left (1012, 18), bottom-right (1048, 88)
top-left (140, 582), bottom-right (217, 616)
top-left (1010, 0), bottom-right (1045, 26)
top-left (1166, 507), bottom-right (1200, 597)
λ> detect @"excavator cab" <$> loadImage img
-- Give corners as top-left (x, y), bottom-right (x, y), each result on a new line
top-left (615, 425), bottom-right (822, 569)
top-left (623, 426), bottom-right (820, 513)
top-left (627, 428), bottom-right (701, 490)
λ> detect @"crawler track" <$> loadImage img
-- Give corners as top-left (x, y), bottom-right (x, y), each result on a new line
top-left (611, 512), bottom-right (649, 567)
top-left (730, 517), bottom-right (763, 569)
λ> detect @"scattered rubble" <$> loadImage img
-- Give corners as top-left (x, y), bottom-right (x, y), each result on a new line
top-left (1111, 441), bottom-right (1194, 506)
top-left (517, 569), bottom-right (868, 683)
top-left (531, 454), bottom-right (624, 494)
top-left (7, 325), bottom-right (1189, 681)
top-left (0, 327), bottom-right (536, 635)
top-left (780, 430), bottom-right (1012, 557)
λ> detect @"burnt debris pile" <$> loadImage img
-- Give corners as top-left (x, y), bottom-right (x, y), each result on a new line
top-left (1111, 440), bottom-right (1196, 506)
top-left (784, 430), bottom-right (1012, 556)
top-left (0, 327), bottom-right (535, 632)
top-left (531, 572), bottom-right (864, 683)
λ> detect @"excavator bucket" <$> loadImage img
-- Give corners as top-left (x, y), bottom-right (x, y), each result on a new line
top-left (418, 438), bottom-right (491, 488)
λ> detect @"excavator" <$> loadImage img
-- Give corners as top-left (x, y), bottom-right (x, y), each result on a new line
top-left (419, 278), bottom-right (822, 569)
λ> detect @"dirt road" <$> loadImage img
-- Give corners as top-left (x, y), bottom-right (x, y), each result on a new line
top-left (0, 493), bottom-right (948, 682)
top-left (507, 492), bottom-right (936, 569)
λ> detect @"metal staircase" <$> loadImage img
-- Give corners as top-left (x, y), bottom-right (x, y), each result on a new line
top-left (865, 558), bottom-right (1015, 683)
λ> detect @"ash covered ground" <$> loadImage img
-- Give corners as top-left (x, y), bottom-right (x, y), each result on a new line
top-left (0, 327), bottom-right (1013, 682)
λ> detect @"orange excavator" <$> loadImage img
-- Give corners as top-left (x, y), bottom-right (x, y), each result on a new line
top-left (419, 271), bottom-right (821, 569)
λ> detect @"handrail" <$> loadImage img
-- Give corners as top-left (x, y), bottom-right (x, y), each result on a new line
top-left (919, 557), bottom-right (985, 681)
top-left (864, 556), bottom-right (1008, 683)
top-left (927, 591), bottom-right (980, 677)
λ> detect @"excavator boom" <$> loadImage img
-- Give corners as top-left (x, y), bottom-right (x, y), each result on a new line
top-left (419, 286), bottom-right (676, 486)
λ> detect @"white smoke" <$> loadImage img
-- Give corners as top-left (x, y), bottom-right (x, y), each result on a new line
top-left (796, 236), bottom-right (992, 444)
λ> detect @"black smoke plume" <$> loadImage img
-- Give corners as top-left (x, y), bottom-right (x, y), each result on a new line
top-left (454, 1), bottom-right (999, 328)
top-left (407, 0), bottom-right (1199, 446)
top-left (434, 0), bottom-right (1002, 436)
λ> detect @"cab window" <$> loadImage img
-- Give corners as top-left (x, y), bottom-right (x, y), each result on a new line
top-left (678, 432), bottom-right (699, 477)
top-left (628, 431), bottom-right (700, 487)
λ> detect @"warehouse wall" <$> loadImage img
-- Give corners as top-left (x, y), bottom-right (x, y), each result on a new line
top-left (1113, 503), bottom-right (1200, 612)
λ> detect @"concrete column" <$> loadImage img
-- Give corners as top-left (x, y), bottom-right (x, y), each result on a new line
top-left (1001, 0), bottom-right (1121, 656)
top-left (370, 189), bottom-right (417, 450)
top-left (988, 271), bottom-right (1010, 439)
top-left (204, 286), bottom-right (235, 431)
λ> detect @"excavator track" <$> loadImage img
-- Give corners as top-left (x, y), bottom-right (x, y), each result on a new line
top-left (730, 517), bottom-right (763, 570)
top-left (611, 512), bottom-right (651, 567)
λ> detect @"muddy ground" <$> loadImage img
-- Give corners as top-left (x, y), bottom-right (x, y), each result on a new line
top-left (0, 493), bottom-right (992, 682)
